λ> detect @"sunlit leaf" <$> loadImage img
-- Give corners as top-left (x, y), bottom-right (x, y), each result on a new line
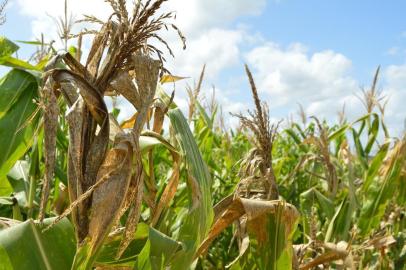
top-left (160, 75), bottom-right (188, 84)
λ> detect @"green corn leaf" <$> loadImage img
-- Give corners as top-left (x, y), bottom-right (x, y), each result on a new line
top-left (364, 114), bottom-right (379, 155)
top-left (0, 69), bottom-right (36, 119)
top-left (96, 223), bottom-right (149, 268)
top-left (363, 141), bottom-right (390, 192)
top-left (0, 69), bottom-right (40, 179)
top-left (137, 226), bottom-right (183, 270)
top-left (0, 218), bottom-right (76, 270)
top-left (358, 141), bottom-right (406, 235)
top-left (196, 100), bottom-right (213, 129)
top-left (168, 108), bottom-right (213, 269)
top-left (351, 128), bottom-right (367, 169)
top-left (0, 56), bottom-right (42, 71)
top-left (0, 37), bottom-right (19, 59)
top-left (300, 188), bottom-right (335, 219)
top-left (328, 124), bottom-right (349, 141)
top-left (6, 161), bottom-right (31, 208)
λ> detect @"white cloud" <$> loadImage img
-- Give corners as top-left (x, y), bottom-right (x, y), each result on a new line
top-left (242, 41), bottom-right (405, 136)
top-left (167, 28), bottom-right (244, 79)
top-left (244, 42), bottom-right (361, 120)
top-left (16, 0), bottom-right (111, 40)
top-left (165, 0), bottom-right (266, 36)
top-left (383, 64), bottom-right (406, 136)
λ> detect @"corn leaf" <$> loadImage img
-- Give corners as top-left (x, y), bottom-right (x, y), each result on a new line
top-left (0, 218), bottom-right (76, 270)
top-left (0, 37), bottom-right (19, 59)
top-left (137, 226), bottom-right (183, 270)
top-left (300, 188), bottom-right (335, 219)
top-left (168, 108), bottom-right (213, 269)
top-left (0, 69), bottom-right (40, 179)
top-left (95, 223), bottom-right (149, 268)
top-left (358, 139), bottom-right (406, 235)
top-left (160, 75), bottom-right (188, 84)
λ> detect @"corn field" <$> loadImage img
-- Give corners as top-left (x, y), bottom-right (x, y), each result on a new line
top-left (0, 1), bottom-right (405, 269)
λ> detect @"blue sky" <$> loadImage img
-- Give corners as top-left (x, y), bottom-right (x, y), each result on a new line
top-left (1, 0), bottom-right (406, 135)
top-left (253, 0), bottom-right (406, 80)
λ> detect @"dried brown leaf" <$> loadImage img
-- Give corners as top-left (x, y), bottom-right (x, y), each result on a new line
top-left (195, 198), bottom-right (299, 259)
top-left (86, 22), bottom-right (112, 80)
top-left (66, 97), bottom-right (87, 241)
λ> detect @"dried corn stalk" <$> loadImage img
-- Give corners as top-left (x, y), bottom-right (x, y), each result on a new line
top-left (38, 80), bottom-right (59, 221)
top-left (37, 1), bottom-right (186, 268)
top-left (195, 65), bottom-right (298, 269)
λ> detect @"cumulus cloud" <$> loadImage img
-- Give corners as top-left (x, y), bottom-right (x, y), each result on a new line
top-left (166, 28), bottom-right (244, 79)
top-left (244, 42), bottom-right (361, 120)
top-left (165, 0), bottom-right (266, 36)
top-left (16, 0), bottom-right (111, 39)
top-left (383, 64), bottom-right (406, 136)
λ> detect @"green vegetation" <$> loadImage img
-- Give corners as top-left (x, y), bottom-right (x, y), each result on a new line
top-left (0, 1), bottom-right (404, 269)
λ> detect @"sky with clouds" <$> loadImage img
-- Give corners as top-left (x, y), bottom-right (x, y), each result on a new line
top-left (1, 0), bottom-right (406, 136)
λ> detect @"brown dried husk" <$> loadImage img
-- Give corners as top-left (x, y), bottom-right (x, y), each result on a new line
top-left (88, 133), bottom-right (134, 256)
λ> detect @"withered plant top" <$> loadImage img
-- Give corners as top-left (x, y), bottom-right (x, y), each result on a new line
top-left (233, 65), bottom-right (280, 200)
top-left (74, 0), bottom-right (185, 92)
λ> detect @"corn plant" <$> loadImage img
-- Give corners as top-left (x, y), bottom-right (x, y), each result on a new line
top-left (0, 1), bottom-right (405, 269)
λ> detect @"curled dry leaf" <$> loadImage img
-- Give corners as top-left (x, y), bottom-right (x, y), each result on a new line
top-left (116, 54), bottom-right (161, 258)
top-left (195, 197), bottom-right (299, 260)
top-left (213, 194), bottom-right (234, 221)
top-left (152, 99), bottom-right (169, 134)
top-left (364, 235), bottom-right (397, 250)
top-left (115, 172), bottom-right (144, 259)
top-left (120, 112), bottom-right (138, 129)
top-left (108, 113), bottom-right (124, 141)
top-left (85, 22), bottom-right (112, 79)
top-left (226, 216), bottom-right (249, 268)
top-left (195, 198), bottom-right (245, 259)
top-left (66, 97), bottom-right (87, 241)
top-left (299, 241), bottom-right (355, 270)
top-left (160, 74), bottom-right (188, 84)
top-left (51, 69), bottom-right (108, 126)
